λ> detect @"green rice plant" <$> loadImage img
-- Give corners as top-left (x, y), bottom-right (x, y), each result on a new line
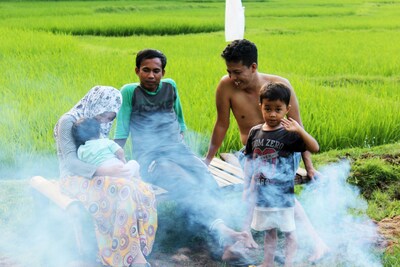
top-left (0, 1), bottom-right (224, 36)
top-left (0, 0), bottom-right (399, 167)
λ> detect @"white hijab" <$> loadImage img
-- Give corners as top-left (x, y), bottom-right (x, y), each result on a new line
top-left (54, 85), bottom-right (122, 138)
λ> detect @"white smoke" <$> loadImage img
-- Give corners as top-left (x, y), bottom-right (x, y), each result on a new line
top-left (297, 160), bottom-right (383, 266)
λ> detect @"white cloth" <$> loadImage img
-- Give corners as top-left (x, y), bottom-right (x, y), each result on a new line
top-left (225, 0), bottom-right (245, 41)
top-left (54, 85), bottom-right (122, 139)
top-left (251, 207), bottom-right (295, 232)
top-left (101, 158), bottom-right (141, 179)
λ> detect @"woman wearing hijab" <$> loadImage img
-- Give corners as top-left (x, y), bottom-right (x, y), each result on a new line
top-left (54, 86), bottom-right (156, 267)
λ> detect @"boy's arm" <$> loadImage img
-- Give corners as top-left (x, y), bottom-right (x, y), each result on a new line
top-left (205, 78), bottom-right (231, 165)
top-left (281, 118), bottom-right (319, 153)
top-left (299, 130), bottom-right (319, 153)
top-left (284, 80), bottom-right (317, 176)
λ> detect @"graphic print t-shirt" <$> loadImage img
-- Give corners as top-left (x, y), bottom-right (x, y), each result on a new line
top-left (245, 124), bottom-right (306, 208)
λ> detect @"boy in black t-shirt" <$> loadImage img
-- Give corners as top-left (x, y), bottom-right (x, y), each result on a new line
top-left (243, 82), bottom-right (319, 267)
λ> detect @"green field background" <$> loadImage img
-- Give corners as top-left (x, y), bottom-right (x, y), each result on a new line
top-left (1, 0), bottom-right (399, 170)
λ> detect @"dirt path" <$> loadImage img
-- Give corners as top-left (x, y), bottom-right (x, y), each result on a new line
top-left (377, 215), bottom-right (400, 253)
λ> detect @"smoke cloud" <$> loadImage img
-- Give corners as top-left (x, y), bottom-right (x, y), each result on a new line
top-left (297, 160), bottom-right (383, 266)
top-left (0, 133), bottom-right (385, 267)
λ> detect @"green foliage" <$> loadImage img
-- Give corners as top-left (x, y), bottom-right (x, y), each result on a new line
top-left (382, 246), bottom-right (400, 267)
top-left (349, 158), bottom-right (400, 199)
top-left (0, 0), bottom-right (399, 167)
top-left (0, 1), bottom-right (223, 36)
top-left (367, 189), bottom-right (400, 221)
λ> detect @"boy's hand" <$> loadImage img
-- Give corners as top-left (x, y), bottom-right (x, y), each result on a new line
top-left (281, 117), bottom-right (301, 132)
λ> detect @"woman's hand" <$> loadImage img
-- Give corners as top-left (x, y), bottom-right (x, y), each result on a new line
top-left (94, 164), bottom-right (132, 178)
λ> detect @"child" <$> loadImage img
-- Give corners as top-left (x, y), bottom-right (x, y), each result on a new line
top-left (72, 117), bottom-right (141, 179)
top-left (243, 82), bottom-right (319, 267)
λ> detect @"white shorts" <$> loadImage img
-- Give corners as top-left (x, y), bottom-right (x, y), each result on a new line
top-left (251, 207), bottom-right (295, 232)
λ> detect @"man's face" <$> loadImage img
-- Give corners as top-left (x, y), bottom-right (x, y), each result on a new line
top-left (226, 61), bottom-right (256, 89)
top-left (135, 58), bottom-right (165, 92)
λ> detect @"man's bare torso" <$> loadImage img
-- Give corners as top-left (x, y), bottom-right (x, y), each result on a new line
top-left (227, 73), bottom-right (291, 145)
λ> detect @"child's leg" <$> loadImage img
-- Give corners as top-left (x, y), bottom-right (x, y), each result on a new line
top-left (263, 229), bottom-right (277, 267)
top-left (283, 231), bottom-right (297, 267)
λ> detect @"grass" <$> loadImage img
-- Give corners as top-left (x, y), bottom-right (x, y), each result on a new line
top-left (0, 1), bottom-right (399, 264)
top-left (0, 1), bottom-right (399, 168)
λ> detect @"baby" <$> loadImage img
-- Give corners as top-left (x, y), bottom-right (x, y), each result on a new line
top-left (72, 117), bottom-right (140, 179)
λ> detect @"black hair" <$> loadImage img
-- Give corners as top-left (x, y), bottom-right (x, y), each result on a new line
top-left (72, 118), bottom-right (101, 148)
top-left (136, 49), bottom-right (167, 69)
top-left (221, 39), bottom-right (258, 67)
top-left (259, 82), bottom-right (291, 106)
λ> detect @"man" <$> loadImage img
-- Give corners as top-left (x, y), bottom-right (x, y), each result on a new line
top-left (204, 39), bottom-right (329, 262)
top-left (114, 49), bottom-right (249, 263)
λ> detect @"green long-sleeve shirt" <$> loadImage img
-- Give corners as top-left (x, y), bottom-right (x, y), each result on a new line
top-left (114, 79), bottom-right (187, 162)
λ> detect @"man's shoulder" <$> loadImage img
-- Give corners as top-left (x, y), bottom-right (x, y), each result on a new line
top-left (259, 73), bottom-right (290, 86)
top-left (219, 75), bottom-right (234, 87)
top-left (121, 82), bottom-right (140, 92)
top-left (216, 75), bottom-right (239, 96)
top-left (161, 78), bottom-right (177, 89)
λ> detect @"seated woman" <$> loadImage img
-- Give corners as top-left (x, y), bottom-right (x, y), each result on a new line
top-left (54, 85), bottom-right (156, 267)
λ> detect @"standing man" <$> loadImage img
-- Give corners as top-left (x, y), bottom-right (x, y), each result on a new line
top-left (114, 49), bottom-right (249, 263)
top-left (204, 39), bottom-right (329, 262)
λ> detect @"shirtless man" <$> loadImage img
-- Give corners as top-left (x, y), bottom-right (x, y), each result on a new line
top-left (204, 39), bottom-right (329, 262)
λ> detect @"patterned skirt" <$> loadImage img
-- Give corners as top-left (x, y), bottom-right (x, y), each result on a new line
top-left (60, 176), bottom-right (157, 267)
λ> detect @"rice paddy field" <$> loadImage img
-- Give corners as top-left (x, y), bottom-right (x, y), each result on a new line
top-left (0, 0), bottom-right (399, 266)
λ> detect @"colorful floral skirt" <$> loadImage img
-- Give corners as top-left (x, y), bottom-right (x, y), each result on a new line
top-left (60, 176), bottom-right (157, 267)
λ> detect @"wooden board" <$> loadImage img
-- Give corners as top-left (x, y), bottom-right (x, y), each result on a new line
top-left (210, 157), bottom-right (244, 180)
top-left (30, 176), bottom-right (78, 210)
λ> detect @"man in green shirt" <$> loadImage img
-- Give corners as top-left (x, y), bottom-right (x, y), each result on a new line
top-left (115, 49), bottom-right (250, 263)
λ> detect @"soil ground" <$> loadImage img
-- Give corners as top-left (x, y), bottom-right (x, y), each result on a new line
top-left (1, 214), bottom-right (398, 267)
